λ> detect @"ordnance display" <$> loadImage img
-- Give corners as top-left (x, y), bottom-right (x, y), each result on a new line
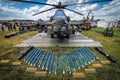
top-left (19, 47), bottom-right (99, 74)
top-left (0, 0), bottom-right (117, 79)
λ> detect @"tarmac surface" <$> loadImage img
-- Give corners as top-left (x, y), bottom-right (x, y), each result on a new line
top-left (15, 32), bottom-right (102, 47)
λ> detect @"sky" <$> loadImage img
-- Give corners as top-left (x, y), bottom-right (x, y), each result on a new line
top-left (0, 0), bottom-right (120, 21)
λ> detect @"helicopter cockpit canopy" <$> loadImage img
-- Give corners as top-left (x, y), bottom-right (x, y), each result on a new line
top-left (53, 10), bottom-right (66, 21)
top-left (52, 10), bottom-right (68, 30)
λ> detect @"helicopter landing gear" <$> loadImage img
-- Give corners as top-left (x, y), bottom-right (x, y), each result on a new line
top-left (66, 34), bottom-right (70, 39)
top-left (50, 34), bottom-right (54, 38)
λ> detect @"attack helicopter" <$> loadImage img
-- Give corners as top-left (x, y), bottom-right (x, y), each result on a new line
top-left (9, 0), bottom-right (113, 39)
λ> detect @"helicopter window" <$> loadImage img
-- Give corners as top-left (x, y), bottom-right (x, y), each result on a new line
top-left (53, 10), bottom-right (66, 20)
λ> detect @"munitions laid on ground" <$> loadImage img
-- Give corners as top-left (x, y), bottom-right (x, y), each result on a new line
top-left (95, 47), bottom-right (116, 63)
top-left (4, 31), bottom-right (27, 38)
top-left (66, 54), bottom-right (71, 74)
top-left (17, 46), bottom-right (33, 60)
top-left (55, 54), bottom-right (58, 74)
top-left (18, 47), bottom-right (99, 74)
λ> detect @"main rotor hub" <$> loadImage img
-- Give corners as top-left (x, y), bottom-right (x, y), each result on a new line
top-left (55, 2), bottom-right (65, 9)
top-left (58, 2), bottom-right (62, 6)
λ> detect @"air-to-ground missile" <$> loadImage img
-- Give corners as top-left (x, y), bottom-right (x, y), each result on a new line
top-left (83, 47), bottom-right (96, 61)
top-left (38, 51), bottom-right (47, 68)
top-left (30, 50), bottom-right (43, 66)
top-left (74, 50), bottom-right (84, 68)
top-left (42, 52), bottom-right (50, 69)
top-left (28, 49), bottom-right (39, 65)
top-left (81, 48), bottom-right (93, 63)
top-left (46, 52), bottom-right (52, 70)
top-left (66, 54), bottom-right (71, 74)
top-left (77, 50), bottom-right (87, 65)
top-left (33, 50), bottom-right (44, 66)
top-left (24, 48), bottom-right (37, 63)
top-left (95, 47), bottom-right (116, 63)
top-left (72, 51), bottom-right (80, 69)
top-left (86, 47), bottom-right (99, 60)
top-left (70, 53), bottom-right (76, 71)
top-left (78, 49), bottom-right (90, 65)
top-left (61, 53), bottom-right (65, 74)
top-left (95, 47), bottom-right (107, 56)
top-left (49, 53), bottom-right (54, 73)
top-left (18, 46), bottom-right (33, 60)
top-left (54, 54), bottom-right (58, 74)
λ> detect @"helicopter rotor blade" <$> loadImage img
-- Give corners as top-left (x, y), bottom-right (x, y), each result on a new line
top-left (9, 0), bottom-right (56, 6)
top-left (33, 8), bottom-right (55, 16)
top-left (65, 0), bottom-right (113, 7)
top-left (65, 8), bottom-right (83, 16)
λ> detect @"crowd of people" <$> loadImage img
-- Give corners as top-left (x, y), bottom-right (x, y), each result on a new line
top-left (0, 21), bottom-right (19, 32)
top-left (0, 21), bottom-right (37, 32)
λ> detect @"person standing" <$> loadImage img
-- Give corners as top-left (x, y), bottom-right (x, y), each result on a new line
top-left (1, 22), bottom-right (5, 32)
top-left (0, 22), bottom-right (2, 32)
top-left (9, 22), bottom-right (13, 31)
top-left (13, 22), bottom-right (17, 31)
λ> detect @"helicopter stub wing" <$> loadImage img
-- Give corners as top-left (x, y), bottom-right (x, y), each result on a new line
top-left (39, 21), bottom-right (53, 26)
top-left (69, 21), bottom-right (84, 26)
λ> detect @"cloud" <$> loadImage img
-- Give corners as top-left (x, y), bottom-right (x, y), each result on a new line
top-left (0, 0), bottom-right (120, 21)
top-left (0, 4), bottom-right (24, 20)
top-left (93, 0), bottom-right (120, 21)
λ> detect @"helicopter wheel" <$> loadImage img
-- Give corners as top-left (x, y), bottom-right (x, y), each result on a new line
top-left (66, 34), bottom-right (70, 39)
top-left (50, 34), bottom-right (54, 38)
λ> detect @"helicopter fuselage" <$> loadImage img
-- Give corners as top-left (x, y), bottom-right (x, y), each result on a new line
top-left (47, 9), bottom-right (72, 39)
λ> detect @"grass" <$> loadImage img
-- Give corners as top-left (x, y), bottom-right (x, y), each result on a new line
top-left (0, 30), bottom-right (38, 56)
top-left (82, 28), bottom-right (120, 61)
top-left (82, 28), bottom-right (120, 80)
top-left (0, 27), bottom-right (120, 80)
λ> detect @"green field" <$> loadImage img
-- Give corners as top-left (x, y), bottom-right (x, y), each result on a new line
top-left (0, 28), bottom-right (120, 80)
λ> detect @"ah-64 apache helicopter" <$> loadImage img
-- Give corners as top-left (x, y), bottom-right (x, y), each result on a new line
top-left (10, 0), bottom-right (113, 39)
